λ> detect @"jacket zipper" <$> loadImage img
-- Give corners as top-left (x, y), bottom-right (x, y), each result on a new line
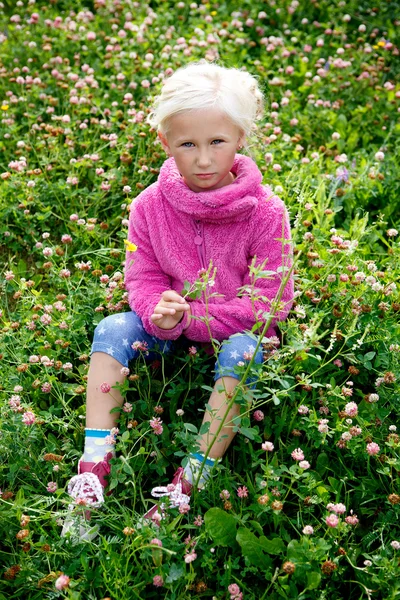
top-left (193, 219), bottom-right (206, 270)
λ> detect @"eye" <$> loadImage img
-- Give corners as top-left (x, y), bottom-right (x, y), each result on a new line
top-left (211, 139), bottom-right (224, 145)
top-left (181, 142), bottom-right (194, 147)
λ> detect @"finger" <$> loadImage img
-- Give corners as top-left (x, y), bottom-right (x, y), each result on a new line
top-left (161, 290), bottom-right (186, 303)
top-left (157, 301), bottom-right (189, 313)
top-left (153, 306), bottom-right (178, 316)
top-left (150, 314), bottom-right (163, 322)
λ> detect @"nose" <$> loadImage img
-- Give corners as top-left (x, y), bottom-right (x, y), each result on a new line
top-left (196, 147), bottom-right (212, 168)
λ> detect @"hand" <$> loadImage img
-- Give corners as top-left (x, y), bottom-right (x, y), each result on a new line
top-left (151, 290), bottom-right (191, 330)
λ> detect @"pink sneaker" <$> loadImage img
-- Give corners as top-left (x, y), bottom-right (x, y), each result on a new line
top-left (61, 452), bottom-right (113, 541)
top-left (144, 467), bottom-right (193, 524)
top-left (78, 452), bottom-right (113, 491)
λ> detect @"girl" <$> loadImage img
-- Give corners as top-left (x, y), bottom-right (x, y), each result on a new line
top-left (63, 60), bottom-right (294, 533)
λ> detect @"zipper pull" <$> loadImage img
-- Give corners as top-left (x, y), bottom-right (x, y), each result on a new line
top-left (194, 220), bottom-right (202, 245)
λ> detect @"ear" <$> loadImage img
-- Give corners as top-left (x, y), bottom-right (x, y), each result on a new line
top-left (237, 132), bottom-right (246, 151)
top-left (158, 131), bottom-right (171, 155)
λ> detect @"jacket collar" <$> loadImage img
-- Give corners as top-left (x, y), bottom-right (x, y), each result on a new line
top-left (158, 154), bottom-right (263, 222)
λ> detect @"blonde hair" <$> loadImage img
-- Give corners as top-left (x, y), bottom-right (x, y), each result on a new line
top-left (147, 60), bottom-right (264, 144)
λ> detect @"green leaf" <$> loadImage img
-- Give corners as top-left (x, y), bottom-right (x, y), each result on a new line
top-left (249, 520), bottom-right (264, 536)
top-left (121, 430), bottom-right (130, 442)
top-left (364, 351), bottom-right (376, 361)
top-left (316, 452), bottom-right (329, 475)
top-left (199, 421), bottom-right (210, 435)
top-left (204, 508), bottom-right (237, 546)
top-left (183, 422), bottom-right (198, 434)
top-left (236, 528), bottom-right (281, 569)
top-left (306, 571), bottom-right (321, 590)
top-left (165, 563), bottom-right (184, 584)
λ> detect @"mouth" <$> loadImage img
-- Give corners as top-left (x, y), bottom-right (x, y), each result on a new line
top-left (196, 173), bottom-right (215, 179)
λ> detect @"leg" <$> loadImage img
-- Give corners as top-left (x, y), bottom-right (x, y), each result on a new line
top-left (87, 311), bottom-right (173, 430)
top-left (198, 332), bottom-right (263, 460)
top-left (86, 352), bottom-right (126, 429)
top-left (198, 375), bottom-right (240, 459)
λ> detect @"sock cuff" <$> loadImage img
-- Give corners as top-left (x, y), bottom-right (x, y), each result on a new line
top-left (191, 452), bottom-right (219, 467)
top-left (85, 428), bottom-right (112, 437)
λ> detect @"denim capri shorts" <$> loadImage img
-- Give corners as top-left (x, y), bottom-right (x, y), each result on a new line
top-left (91, 311), bottom-right (263, 384)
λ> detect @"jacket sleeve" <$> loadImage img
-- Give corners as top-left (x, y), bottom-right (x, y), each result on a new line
top-left (124, 190), bottom-right (188, 340)
top-left (183, 197), bottom-right (294, 342)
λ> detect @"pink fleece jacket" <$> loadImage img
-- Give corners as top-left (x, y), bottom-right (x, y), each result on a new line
top-left (125, 153), bottom-right (294, 342)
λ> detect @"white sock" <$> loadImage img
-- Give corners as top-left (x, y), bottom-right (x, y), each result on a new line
top-left (183, 452), bottom-right (219, 488)
top-left (83, 428), bottom-right (115, 463)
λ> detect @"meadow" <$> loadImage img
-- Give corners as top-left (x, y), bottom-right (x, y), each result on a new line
top-left (0, 0), bottom-right (399, 598)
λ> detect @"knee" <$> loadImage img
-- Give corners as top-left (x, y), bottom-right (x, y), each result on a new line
top-left (219, 333), bottom-right (262, 365)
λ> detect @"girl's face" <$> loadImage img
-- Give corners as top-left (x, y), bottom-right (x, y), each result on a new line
top-left (158, 108), bottom-right (245, 193)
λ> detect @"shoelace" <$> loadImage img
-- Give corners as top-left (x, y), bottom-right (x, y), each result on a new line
top-left (150, 482), bottom-right (191, 509)
top-left (67, 472), bottom-right (105, 507)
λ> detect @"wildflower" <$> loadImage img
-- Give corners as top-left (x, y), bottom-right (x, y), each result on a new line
top-left (298, 405), bottom-right (309, 415)
top-left (262, 441), bottom-right (274, 451)
top-left (302, 525), bottom-right (314, 535)
top-left (124, 240), bottom-right (137, 252)
top-left (282, 561), bottom-right (296, 574)
top-left (364, 560), bottom-right (372, 567)
top-left (333, 359), bottom-right (342, 367)
top-left (149, 417), bottom-right (163, 435)
top-left (344, 402), bottom-right (358, 417)
top-left (387, 228), bottom-right (398, 237)
top-left (16, 529), bottom-right (30, 540)
top-left (179, 503), bottom-right (190, 514)
top-left (228, 583), bottom-right (241, 598)
top-left (318, 420), bottom-right (329, 434)
top-left (46, 482), bottom-right (57, 493)
top-left (258, 494), bottom-right (269, 505)
top-left (220, 490), bottom-right (230, 500)
top-left (375, 151), bottom-right (384, 161)
top-left (367, 393), bottom-right (379, 403)
top-left (123, 402), bottom-right (133, 413)
top-left (237, 486), bottom-right (248, 498)
top-left (345, 512), bottom-right (359, 525)
top-left (253, 410), bottom-right (264, 421)
top-left (383, 371), bottom-right (396, 384)
top-left (153, 575), bottom-right (164, 587)
top-left (332, 503), bottom-right (346, 514)
top-left (326, 513), bottom-right (339, 528)
top-left (120, 367), bottom-right (130, 377)
top-left (388, 494), bottom-right (400, 505)
top-left (123, 527), bottom-right (135, 536)
top-left (299, 460), bottom-right (310, 470)
top-left (184, 551), bottom-right (197, 563)
top-left (55, 574), bottom-right (70, 591)
top-left (366, 442), bottom-right (380, 456)
top-left (100, 382), bottom-right (111, 393)
top-left (176, 409), bottom-right (184, 416)
top-left (291, 448), bottom-right (305, 461)
top-left (194, 515), bottom-right (204, 526)
top-left (41, 382), bottom-right (52, 393)
top-left (271, 500), bottom-right (284, 511)
top-left (22, 411), bottom-right (36, 425)
top-left (342, 386), bottom-right (353, 397)
top-left (131, 340), bottom-right (149, 354)
top-left (321, 560), bottom-right (337, 575)
top-left (105, 428), bottom-right (119, 446)
top-left (390, 541), bottom-right (400, 550)
top-left (188, 346), bottom-right (197, 356)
